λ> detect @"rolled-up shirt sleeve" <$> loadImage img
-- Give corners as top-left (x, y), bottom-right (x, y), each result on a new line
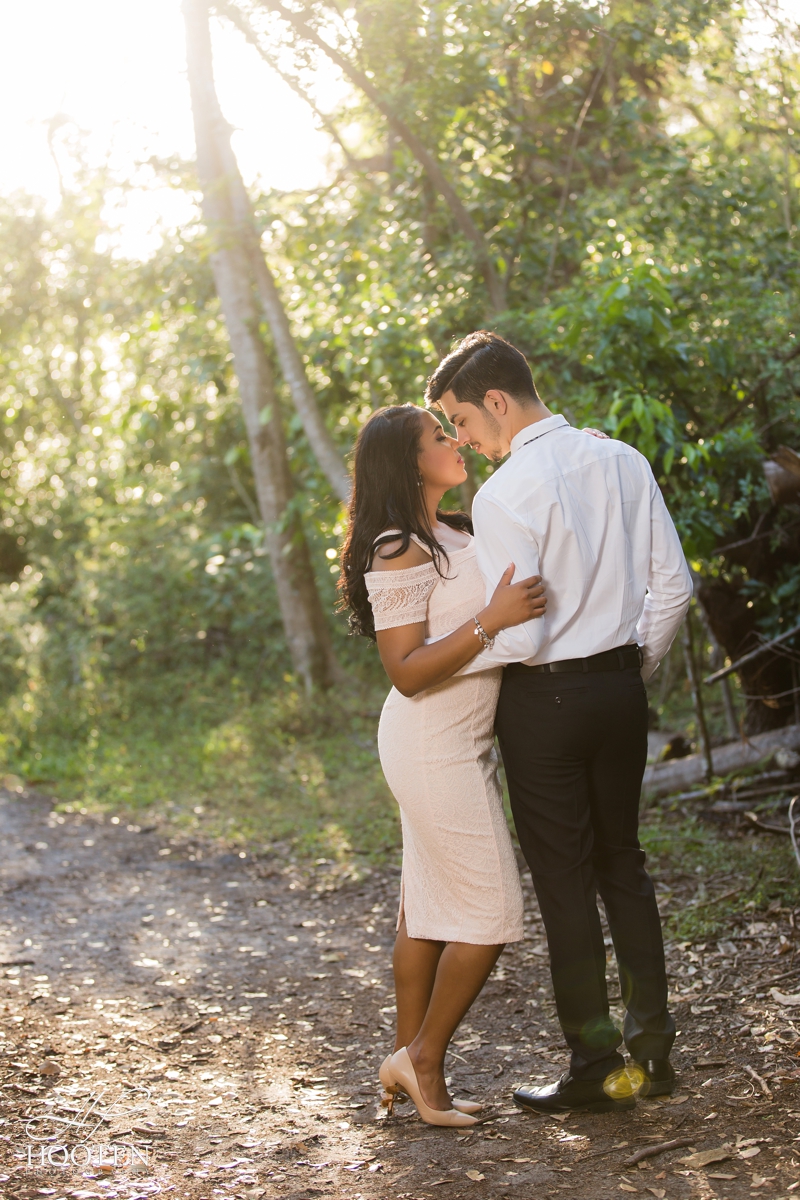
top-left (455, 489), bottom-right (547, 673)
top-left (635, 472), bottom-right (693, 680)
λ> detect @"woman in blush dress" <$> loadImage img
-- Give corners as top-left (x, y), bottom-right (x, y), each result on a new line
top-left (338, 404), bottom-right (547, 1127)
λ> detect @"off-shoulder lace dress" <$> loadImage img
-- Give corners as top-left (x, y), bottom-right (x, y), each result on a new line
top-left (365, 532), bottom-right (523, 945)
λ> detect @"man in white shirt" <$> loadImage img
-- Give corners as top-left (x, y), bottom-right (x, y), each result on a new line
top-left (426, 330), bottom-right (692, 1114)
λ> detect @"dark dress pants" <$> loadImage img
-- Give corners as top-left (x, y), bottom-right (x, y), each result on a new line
top-left (496, 665), bottom-right (675, 1080)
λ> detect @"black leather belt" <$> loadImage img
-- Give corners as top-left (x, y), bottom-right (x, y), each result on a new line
top-left (506, 644), bottom-right (643, 675)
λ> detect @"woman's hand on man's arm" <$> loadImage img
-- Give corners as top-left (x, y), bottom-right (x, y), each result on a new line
top-left (376, 565), bottom-right (546, 697)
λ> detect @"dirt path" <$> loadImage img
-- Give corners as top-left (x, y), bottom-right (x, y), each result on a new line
top-left (1, 787), bottom-right (799, 1200)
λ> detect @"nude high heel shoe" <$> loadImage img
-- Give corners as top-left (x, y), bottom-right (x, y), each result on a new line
top-left (384, 1048), bottom-right (479, 1128)
top-left (379, 1054), bottom-right (407, 1116)
top-left (379, 1054), bottom-right (482, 1115)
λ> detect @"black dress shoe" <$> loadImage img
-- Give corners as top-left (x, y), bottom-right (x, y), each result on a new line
top-left (634, 1058), bottom-right (676, 1097)
top-left (514, 1070), bottom-right (636, 1114)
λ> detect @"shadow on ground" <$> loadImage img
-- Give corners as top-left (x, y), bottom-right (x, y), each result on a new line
top-left (1, 789), bottom-right (799, 1199)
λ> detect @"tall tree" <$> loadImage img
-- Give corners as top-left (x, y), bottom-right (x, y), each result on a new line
top-left (218, 0), bottom-right (508, 316)
top-left (208, 100), bottom-right (350, 502)
top-left (240, 0), bottom-right (798, 731)
top-left (187, 5), bottom-right (349, 501)
top-left (183, 0), bottom-right (337, 690)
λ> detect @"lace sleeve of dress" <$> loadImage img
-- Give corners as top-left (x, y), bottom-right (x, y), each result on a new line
top-left (364, 563), bottom-right (438, 631)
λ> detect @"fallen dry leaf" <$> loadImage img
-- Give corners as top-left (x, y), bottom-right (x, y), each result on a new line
top-left (6, 785), bottom-right (800, 1200)
top-left (465, 1169), bottom-right (485, 1181)
top-left (770, 988), bottom-right (800, 1006)
top-left (739, 1146), bottom-right (761, 1159)
top-left (679, 1147), bottom-right (732, 1168)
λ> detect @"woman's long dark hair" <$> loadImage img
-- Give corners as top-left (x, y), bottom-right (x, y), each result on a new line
top-left (338, 404), bottom-right (472, 640)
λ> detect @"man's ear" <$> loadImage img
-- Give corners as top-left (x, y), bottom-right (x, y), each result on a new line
top-left (484, 389), bottom-right (509, 417)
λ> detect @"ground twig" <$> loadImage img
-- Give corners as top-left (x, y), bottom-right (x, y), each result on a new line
top-left (743, 1064), bottom-right (772, 1098)
top-left (624, 1136), bottom-right (694, 1166)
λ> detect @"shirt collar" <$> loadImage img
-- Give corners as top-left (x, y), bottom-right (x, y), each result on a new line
top-left (509, 413), bottom-right (569, 455)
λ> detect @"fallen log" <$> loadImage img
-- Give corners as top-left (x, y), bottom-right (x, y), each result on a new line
top-left (642, 724), bottom-right (800, 800)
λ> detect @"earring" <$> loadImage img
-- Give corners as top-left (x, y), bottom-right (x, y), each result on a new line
top-left (417, 476), bottom-right (424, 487)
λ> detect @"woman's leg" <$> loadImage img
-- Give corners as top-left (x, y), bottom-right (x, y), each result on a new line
top-left (407, 942), bottom-right (505, 1109)
top-left (392, 919), bottom-right (445, 1051)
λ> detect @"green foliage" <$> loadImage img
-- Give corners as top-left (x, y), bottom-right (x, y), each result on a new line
top-left (1, 670), bottom-right (396, 865)
top-left (261, 0), bottom-right (798, 625)
top-left (641, 807), bottom-right (800, 940)
top-left (1, 0), bottom-right (799, 835)
top-left (0, 182), bottom-right (349, 707)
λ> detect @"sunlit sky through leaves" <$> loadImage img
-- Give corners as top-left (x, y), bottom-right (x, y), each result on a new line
top-left (0, 0), bottom-right (345, 258)
top-left (1, 0), bottom-right (799, 260)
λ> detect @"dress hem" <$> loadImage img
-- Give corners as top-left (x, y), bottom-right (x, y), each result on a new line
top-left (401, 918), bottom-right (524, 945)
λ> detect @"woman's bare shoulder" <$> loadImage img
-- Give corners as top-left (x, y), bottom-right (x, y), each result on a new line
top-left (369, 534), bottom-right (433, 573)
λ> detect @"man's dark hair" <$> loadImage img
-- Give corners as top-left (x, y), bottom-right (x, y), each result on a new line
top-left (424, 330), bottom-right (541, 409)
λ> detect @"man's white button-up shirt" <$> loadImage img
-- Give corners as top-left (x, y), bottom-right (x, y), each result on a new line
top-left (463, 414), bottom-right (692, 680)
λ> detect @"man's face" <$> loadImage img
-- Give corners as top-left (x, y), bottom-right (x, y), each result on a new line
top-left (437, 390), bottom-right (506, 461)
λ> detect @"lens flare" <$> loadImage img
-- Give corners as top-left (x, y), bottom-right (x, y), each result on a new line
top-left (603, 1063), bottom-right (646, 1100)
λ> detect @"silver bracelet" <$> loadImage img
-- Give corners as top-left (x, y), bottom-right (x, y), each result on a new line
top-left (473, 617), bottom-right (495, 650)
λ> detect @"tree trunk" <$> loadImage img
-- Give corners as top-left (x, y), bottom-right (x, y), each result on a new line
top-left (184, 0), bottom-right (336, 691)
top-left (698, 579), bottom-right (795, 735)
top-left (697, 484), bottom-right (800, 735)
top-left (221, 0), bottom-right (507, 317)
top-left (194, 8), bottom-right (349, 502)
top-left (695, 600), bottom-right (739, 738)
top-left (681, 606), bottom-right (714, 781)
top-left (209, 116), bottom-right (350, 503)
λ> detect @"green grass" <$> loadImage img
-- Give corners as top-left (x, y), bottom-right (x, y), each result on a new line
top-left (635, 639), bottom-right (800, 938)
top-left (3, 659), bottom-right (798, 934)
top-left (640, 804), bottom-right (800, 940)
top-left (0, 666), bottom-right (401, 871)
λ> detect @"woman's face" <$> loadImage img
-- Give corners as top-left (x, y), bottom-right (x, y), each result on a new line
top-left (416, 410), bottom-right (468, 490)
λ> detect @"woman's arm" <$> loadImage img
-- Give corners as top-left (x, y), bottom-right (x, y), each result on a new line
top-left (371, 540), bottom-right (545, 697)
